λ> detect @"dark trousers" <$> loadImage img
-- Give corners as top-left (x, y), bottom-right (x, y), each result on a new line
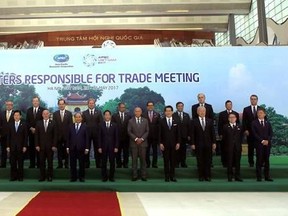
top-left (39, 149), bottom-right (53, 179)
top-left (220, 140), bottom-right (227, 167)
top-left (116, 140), bottom-right (129, 167)
top-left (196, 146), bottom-right (212, 179)
top-left (227, 146), bottom-right (241, 179)
top-left (176, 138), bottom-right (188, 166)
top-left (10, 150), bottom-right (24, 180)
top-left (247, 135), bottom-right (255, 165)
top-left (70, 150), bottom-right (85, 180)
top-left (256, 144), bottom-right (271, 179)
top-left (146, 138), bottom-right (158, 167)
top-left (0, 136), bottom-right (7, 167)
top-left (131, 144), bottom-right (147, 178)
top-left (162, 145), bottom-right (176, 179)
top-left (57, 138), bottom-right (68, 167)
top-left (101, 150), bottom-right (116, 179)
top-left (28, 133), bottom-right (39, 168)
top-left (86, 129), bottom-right (101, 168)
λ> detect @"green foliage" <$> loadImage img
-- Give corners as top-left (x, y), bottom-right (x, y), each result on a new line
top-left (0, 84), bottom-right (47, 118)
top-left (120, 86), bottom-right (165, 113)
top-left (57, 84), bottom-right (103, 101)
top-left (99, 98), bottom-right (121, 114)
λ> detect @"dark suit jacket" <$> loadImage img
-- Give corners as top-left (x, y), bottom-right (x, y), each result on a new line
top-left (142, 110), bottom-right (160, 141)
top-left (0, 110), bottom-right (14, 138)
top-left (67, 123), bottom-right (89, 152)
top-left (191, 103), bottom-right (214, 120)
top-left (222, 123), bottom-right (243, 153)
top-left (112, 112), bottom-right (131, 142)
top-left (82, 109), bottom-right (103, 129)
top-left (98, 122), bottom-right (119, 152)
top-left (159, 117), bottom-right (181, 147)
top-left (172, 111), bottom-right (190, 139)
top-left (191, 118), bottom-right (216, 148)
top-left (251, 119), bottom-right (273, 147)
top-left (242, 106), bottom-right (265, 132)
top-left (35, 120), bottom-right (57, 151)
top-left (26, 106), bottom-right (45, 130)
top-left (7, 121), bottom-right (28, 152)
top-left (127, 117), bottom-right (149, 147)
top-left (53, 110), bottom-right (73, 142)
top-left (218, 110), bottom-right (240, 136)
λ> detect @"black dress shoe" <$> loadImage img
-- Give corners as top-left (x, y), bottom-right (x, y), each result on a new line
top-left (235, 178), bottom-right (243, 182)
top-left (56, 166), bottom-right (63, 169)
top-left (65, 165), bottom-right (69, 169)
top-left (146, 165), bottom-right (150, 168)
top-left (10, 178), bottom-right (17, 181)
top-left (141, 178), bottom-right (147, 181)
top-left (79, 178), bottom-right (85, 182)
top-left (205, 178), bottom-right (211, 182)
top-left (109, 178), bottom-right (115, 182)
top-left (199, 178), bottom-right (204, 182)
top-left (0, 165), bottom-right (6, 168)
top-left (228, 178), bottom-right (232, 182)
top-left (70, 179), bottom-right (77, 182)
top-left (38, 178), bottom-right (45, 182)
top-left (116, 164), bottom-right (122, 168)
top-left (29, 165), bottom-right (35, 169)
top-left (257, 178), bottom-right (262, 182)
top-left (152, 165), bottom-right (158, 168)
top-left (181, 164), bottom-right (188, 168)
top-left (47, 177), bottom-right (53, 182)
top-left (131, 177), bottom-right (138, 181)
top-left (170, 177), bottom-right (177, 182)
top-left (102, 178), bottom-right (108, 182)
top-left (265, 178), bottom-right (273, 182)
top-left (18, 178), bottom-right (23, 182)
top-left (165, 178), bottom-right (170, 182)
top-left (249, 164), bottom-right (254, 168)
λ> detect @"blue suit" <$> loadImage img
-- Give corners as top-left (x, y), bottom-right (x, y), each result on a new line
top-left (67, 123), bottom-right (89, 180)
top-left (98, 121), bottom-right (119, 180)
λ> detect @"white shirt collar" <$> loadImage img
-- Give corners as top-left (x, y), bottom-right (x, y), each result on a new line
top-left (199, 116), bottom-right (205, 121)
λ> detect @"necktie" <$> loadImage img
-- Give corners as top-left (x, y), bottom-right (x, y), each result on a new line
top-left (121, 113), bottom-right (124, 123)
top-left (15, 122), bottom-right (19, 132)
top-left (33, 108), bottom-right (37, 119)
top-left (253, 106), bottom-right (257, 117)
top-left (179, 112), bottom-right (183, 122)
top-left (261, 120), bottom-right (264, 127)
top-left (44, 120), bottom-right (48, 132)
top-left (137, 118), bottom-right (140, 125)
top-left (60, 111), bottom-right (64, 122)
top-left (76, 123), bottom-right (79, 133)
top-left (168, 118), bottom-right (171, 129)
top-left (201, 118), bottom-right (205, 130)
top-left (149, 111), bottom-right (153, 123)
top-left (90, 110), bottom-right (93, 116)
top-left (233, 124), bottom-right (235, 129)
top-left (106, 122), bottom-right (109, 129)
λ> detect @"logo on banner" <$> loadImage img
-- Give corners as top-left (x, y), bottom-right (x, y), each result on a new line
top-left (50, 54), bottom-right (73, 68)
top-left (83, 54), bottom-right (117, 67)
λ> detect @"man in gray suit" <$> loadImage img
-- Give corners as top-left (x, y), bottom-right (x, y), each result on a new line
top-left (128, 107), bottom-right (149, 181)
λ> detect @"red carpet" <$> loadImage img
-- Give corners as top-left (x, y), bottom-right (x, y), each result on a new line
top-left (17, 192), bottom-right (122, 216)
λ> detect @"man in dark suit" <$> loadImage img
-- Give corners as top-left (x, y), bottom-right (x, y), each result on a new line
top-left (142, 101), bottom-right (160, 168)
top-left (0, 100), bottom-right (14, 168)
top-left (191, 93), bottom-right (214, 120)
top-left (26, 96), bottom-right (45, 168)
top-left (67, 112), bottom-right (89, 182)
top-left (112, 102), bottom-right (131, 168)
top-left (218, 100), bottom-right (240, 167)
top-left (53, 99), bottom-right (73, 169)
top-left (6, 110), bottom-right (28, 181)
top-left (160, 105), bottom-right (180, 182)
top-left (191, 106), bottom-right (216, 181)
top-left (128, 107), bottom-right (149, 181)
top-left (98, 110), bottom-right (119, 182)
top-left (82, 98), bottom-right (103, 168)
top-left (172, 102), bottom-right (190, 168)
top-left (242, 94), bottom-right (262, 167)
top-left (251, 108), bottom-right (273, 182)
top-left (222, 113), bottom-right (243, 182)
top-left (35, 110), bottom-right (57, 182)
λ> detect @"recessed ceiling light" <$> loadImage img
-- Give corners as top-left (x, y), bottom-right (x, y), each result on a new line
top-left (166, 10), bottom-right (189, 13)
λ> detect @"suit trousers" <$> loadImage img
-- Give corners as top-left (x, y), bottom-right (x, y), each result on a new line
top-left (196, 146), bottom-right (212, 179)
top-left (70, 150), bottom-right (85, 180)
top-left (146, 137), bottom-right (158, 167)
top-left (256, 144), bottom-right (271, 179)
top-left (0, 136), bottom-right (8, 167)
top-left (116, 140), bottom-right (129, 167)
top-left (10, 150), bottom-right (24, 179)
top-left (39, 149), bottom-right (54, 179)
top-left (101, 150), bottom-right (116, 179)
top-left (162, 145), bottom-right (176, 178)
top-left (131, 144), bottom-right (147, 178)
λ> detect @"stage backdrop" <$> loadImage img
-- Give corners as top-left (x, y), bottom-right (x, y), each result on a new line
top-left (0, 47), bottom-right (288, 154)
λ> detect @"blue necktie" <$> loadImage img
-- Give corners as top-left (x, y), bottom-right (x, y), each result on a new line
top-left (15, 122), bottom-right (19, 132)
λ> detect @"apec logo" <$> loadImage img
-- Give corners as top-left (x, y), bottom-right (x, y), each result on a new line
top-left (53, 54), bottom-right (69, 63)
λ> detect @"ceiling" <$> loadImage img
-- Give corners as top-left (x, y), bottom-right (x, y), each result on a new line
top-left (0, 0), bottom-right (252, 35)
